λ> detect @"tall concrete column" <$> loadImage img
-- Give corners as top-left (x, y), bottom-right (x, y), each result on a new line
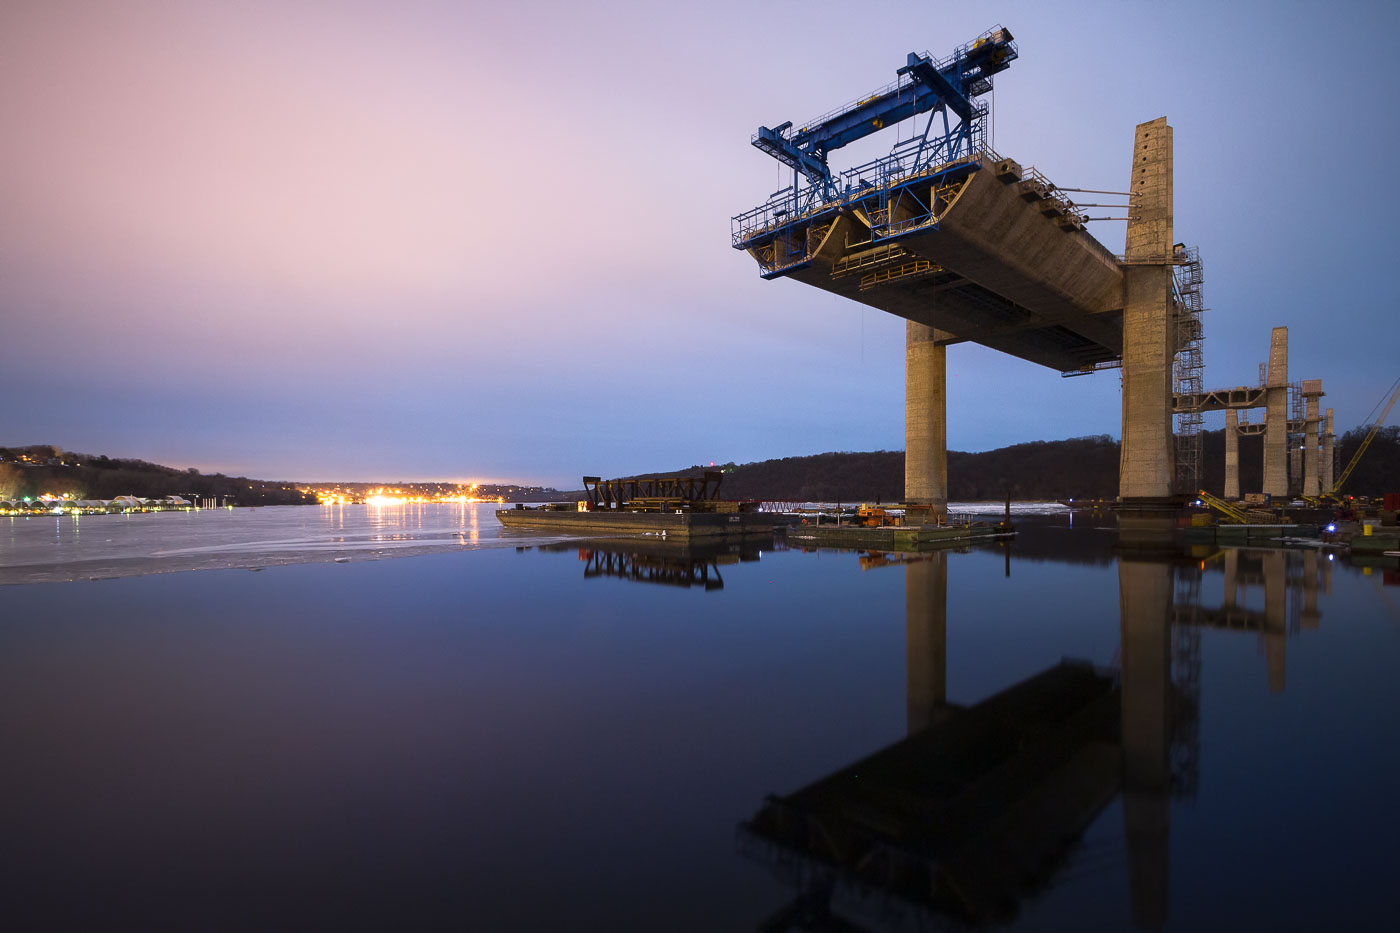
top-left (905, 553), bottom-right (948, 735)
top-left (1224, 409), bottom-right (1240, 499)
top-left (1119, 117), bottom-right (1176, 502)
top-left (1263, 327), bottom-right (1289, 499)
top-left (1302, 381), bottom-right (1322, 497)
top-left (906, 322), bottom-right (947, 518)
top-left (1322, 408), bottom-right (1335, 493)
top-left (1118, 557), bottom-right (1173, 929)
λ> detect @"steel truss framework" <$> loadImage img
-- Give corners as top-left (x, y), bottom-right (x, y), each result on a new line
top-left (732, 26), bottom-right (1017, 278)
top-left (582, 472), bottom-right (724, 510)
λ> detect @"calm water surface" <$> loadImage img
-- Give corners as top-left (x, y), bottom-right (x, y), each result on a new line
top-left (1, 505), bottom-right (1397, 931)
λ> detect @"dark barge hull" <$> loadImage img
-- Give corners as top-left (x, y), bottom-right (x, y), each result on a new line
top-left (496, 508), bottom-right (783, 541)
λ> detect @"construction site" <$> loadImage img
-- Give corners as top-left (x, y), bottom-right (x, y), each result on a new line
top-left (729, 25), bottom-right (1396, 550)
top-left (501, 25), bottom-right (1396, 556)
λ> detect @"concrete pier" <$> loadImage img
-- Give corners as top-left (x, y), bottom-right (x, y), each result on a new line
top-left (906, 322), bottom-right (948, 517)
top-left (1119, 118), bottom-right (1176, 502)
top-left (1263, 327), bottom-right (1289, 498)
top-left (1224, 408), bottom-right (1240, 499)
top-left (1302, 380), bottom-right (1323, 497)
top-left (1322, 407), bottom-right (1335, 493)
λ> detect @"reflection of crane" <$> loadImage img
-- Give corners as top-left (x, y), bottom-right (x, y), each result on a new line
top-left (1330, 375), bottom-right (1400, 496)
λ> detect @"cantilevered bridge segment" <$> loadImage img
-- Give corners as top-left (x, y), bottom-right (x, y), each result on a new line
top-left (733, 27), bottom-right (1183, 510)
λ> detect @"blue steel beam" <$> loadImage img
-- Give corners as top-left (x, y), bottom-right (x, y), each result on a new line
top-left (750, 27), bottom-right (1015, 190)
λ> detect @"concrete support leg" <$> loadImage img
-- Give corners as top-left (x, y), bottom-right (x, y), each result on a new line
top-left (905, 322), bottom-right (947, 518)
top-left (1119, 118), bottom-right (1175, 502)
top-left (1263, 327), bottom-right (1289, 499)
top-left (1224, 409), bottom-right (1240, 499)
top-left (904, 553), bottom-right (948, 736)
top-left (1322, 408), bottom-right (1335, 494)
top-left (1118, 557), bottom-right (1172, 930)
top-left (1303, 392), bottom-right (1320, 497)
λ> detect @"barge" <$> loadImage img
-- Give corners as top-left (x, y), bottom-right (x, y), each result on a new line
top-left (496, 505), bottom-right (784, 541)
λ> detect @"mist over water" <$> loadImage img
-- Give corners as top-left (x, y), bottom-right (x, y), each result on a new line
top-left (1, 510), bottom-right (1397, 930)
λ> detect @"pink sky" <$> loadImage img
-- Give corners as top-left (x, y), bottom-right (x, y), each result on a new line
top-left (3, 1), bottom-right (1396, 484)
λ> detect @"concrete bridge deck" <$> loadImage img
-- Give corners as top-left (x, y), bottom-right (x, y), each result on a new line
top-left (773, 154), bottom-right (1128, 373)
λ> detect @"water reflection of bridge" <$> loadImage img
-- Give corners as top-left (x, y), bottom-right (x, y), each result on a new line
top-left (742, 542), bottom-right (1330, 931)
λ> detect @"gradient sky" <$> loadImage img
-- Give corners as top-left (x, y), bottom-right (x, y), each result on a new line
top-left (3, 0), bottom-right (1397, 487)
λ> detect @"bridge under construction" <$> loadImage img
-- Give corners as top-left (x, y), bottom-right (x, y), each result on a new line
top-left (731, 26), bottom-right (1332, 514)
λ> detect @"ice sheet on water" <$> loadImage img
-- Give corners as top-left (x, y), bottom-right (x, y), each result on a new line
top-left (0, 503), bottom-right (586, 585)
top-left (949, 501), bottom-right (1070, 515)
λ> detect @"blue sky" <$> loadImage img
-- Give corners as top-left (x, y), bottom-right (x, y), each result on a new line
top-left (2, 0), bottom-right (1396, 486)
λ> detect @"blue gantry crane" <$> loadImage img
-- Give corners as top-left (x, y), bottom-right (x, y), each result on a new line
top-left (734, 26), bottom-right (1017, 277)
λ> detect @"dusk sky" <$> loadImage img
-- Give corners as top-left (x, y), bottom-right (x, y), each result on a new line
top-left (3, 0), bottom-right (1397, 487)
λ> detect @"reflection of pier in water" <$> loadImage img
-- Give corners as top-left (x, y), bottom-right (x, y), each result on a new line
top-left (1173, 547), bottom-right (1330, 692)
top-left (743, 540), bottom-right (1327, 930)
top-left (537, 540), bottom-right (766, 591)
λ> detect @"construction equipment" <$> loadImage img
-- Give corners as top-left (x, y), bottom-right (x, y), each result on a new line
top-left (853, 505), bottom-right (901, 527)
top-left (732, 26), bottom-right (1017, 275)
top-left (1197, 490), bottom-right (1250, 524)
top-left (1197, 490), bottom-right (1279, 525)
top-left (1329, 375), bottom-right (1400, 496)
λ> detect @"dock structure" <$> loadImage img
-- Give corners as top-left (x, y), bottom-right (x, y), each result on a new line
top-left (785, 519), bottom-right (1006, 549)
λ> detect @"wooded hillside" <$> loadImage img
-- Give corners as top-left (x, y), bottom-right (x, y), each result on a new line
top-left (644, 425), bottom-right (1400, 501)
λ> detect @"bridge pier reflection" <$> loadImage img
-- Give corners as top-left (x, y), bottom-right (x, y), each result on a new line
top-left (904, 552), bottom-right (948, 735)
top-left (1119, 557), bottom-right (1173, 931)
top-left (742, 536), bottom-right (1328, 929)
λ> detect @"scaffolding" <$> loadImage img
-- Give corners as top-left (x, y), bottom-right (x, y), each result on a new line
top-left (1172, 247), bottom-right (1205, 493)
top-left (1289, 381), bottom-right (1305, 495)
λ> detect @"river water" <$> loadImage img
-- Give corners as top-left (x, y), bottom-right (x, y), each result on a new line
top-left (1, 504), bottom-right (1397, 930)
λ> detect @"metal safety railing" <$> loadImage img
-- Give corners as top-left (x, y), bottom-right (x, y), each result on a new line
top-left (732, 144), bottom-right (999, 249)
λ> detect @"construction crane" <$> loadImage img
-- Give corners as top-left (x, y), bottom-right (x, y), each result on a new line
top-left (733, 26), bottom-right (1017, 271)
top-left (1197, 489), bottom-right (1251, 525)
top-left (751, 26), bottom-right (1015, 200)
top-left (1329, 375), bottom-right (1400, 496)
